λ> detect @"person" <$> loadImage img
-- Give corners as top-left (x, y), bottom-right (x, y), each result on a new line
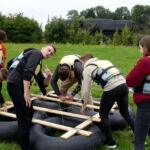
top-left (126, 35), bottom-right (150, 150)
top-left (7, 50), bottom-right (52, 96)
top-left (0, 68), bottom-right (8, 111)
top-left (80, 54), bottom-right (134, 149)
top-left (7, 44), bottom-right (56, 150)
top-left (51, 54), bottom-right (83, 101)
top-left (0, 30), bottom-right (7, 111)
top-left (0, 30), bottom-right (7, 68)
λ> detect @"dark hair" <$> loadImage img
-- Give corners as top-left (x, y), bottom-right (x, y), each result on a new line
top-left (47, 43), bottom-right (56, 53)
top-left (80, 53), bottom-right (93, 62)
top-left (57, 65), bottom-right (70, 81)
top-left (139, 35), bottom-right (150, 52)
top-left (0, 68), bottom-right (8, 80)
top-left (0, 30), bottom-right (7, 42)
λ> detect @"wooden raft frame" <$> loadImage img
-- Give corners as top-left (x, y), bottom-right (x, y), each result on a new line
top-left (0, 94), bottom-right (116, 139)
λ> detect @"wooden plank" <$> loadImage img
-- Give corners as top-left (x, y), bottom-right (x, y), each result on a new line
top-left (61, 113), bottom-right (100, 139)
top-left (47, 92), bottom-right (100, 105)
top-left (33, 106), bottom-right (100, 122)
top-left (0, 111), bottom-right (92, 137)
top-left (31, 94), bottom-right (99, 110)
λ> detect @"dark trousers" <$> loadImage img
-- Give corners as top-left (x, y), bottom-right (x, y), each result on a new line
top-left (134, 102), bottom-right (150, 150)
top-left (7, 83), bottom-right (33, 150)
top-left (99, 83), bottom-right (134, 143)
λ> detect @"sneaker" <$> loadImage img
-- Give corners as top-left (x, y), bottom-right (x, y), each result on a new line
top-left (132, 140), bottom-right (147, 145)
top-left (104, 140), bottom-right (117, 149)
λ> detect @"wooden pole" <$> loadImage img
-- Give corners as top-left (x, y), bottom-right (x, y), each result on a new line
top-left (33, 106), bottom-right (100, 122)
top-left (0, 111), bottom-right (92, 137)
top-left (31, 94), bottom-right (99, 110)
top-left (61, 113), bottom-right (100, 139)
top-left (47, 92), bottom-right (100, 105)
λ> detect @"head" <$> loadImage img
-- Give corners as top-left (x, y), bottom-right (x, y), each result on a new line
top-left (58, 64), bottom-right (70, 81)
top-left (0, 68), bottom-right (8, 82)
top-left (41, 44), bottom-right (56, 59)
top-left (0, 30), bottom-right (7, 43)
top-left (80, 53), bottom-right (94, 64)
top-left (139, 35), bottom-right (150, 57)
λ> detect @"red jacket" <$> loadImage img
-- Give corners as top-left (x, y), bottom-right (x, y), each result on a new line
top-left (126, 56), bottom-right (150, 104)
top-left (0, 43), bottom-right (6, 68)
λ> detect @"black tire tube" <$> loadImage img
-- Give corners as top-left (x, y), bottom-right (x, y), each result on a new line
top-left (66, 105), bottom-right (135, 130)
top-left (30, 116), bottom-right (103, 150)
top-left (0, 107), bottom-right (48, 141)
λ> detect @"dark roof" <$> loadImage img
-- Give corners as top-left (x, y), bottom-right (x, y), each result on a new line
top-left (83, 18), bottom-right (134, 31)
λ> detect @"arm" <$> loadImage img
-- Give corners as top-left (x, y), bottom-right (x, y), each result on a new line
top-left (50, 65), bottom-right (61, 95)
top-left (72, 61), bottom-right (83, 96)
top-left (23, 80), bottom-right (31, 107)
top-left (126, 58), bottom-right (147, 87)
top-left (1, 44), bottom-right (6, 67)
top-left (81, 68), bottom-right (93, 113)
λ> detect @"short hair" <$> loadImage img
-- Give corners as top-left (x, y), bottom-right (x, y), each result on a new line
top-left (0, 30), bottom-right (7, 42)
top-left (47, 43), bottom-right (56, 53)
top-left (80, 53), bottom-right (93, 62)
top-left (0, 68), bottom-right (8, 80)
top-left (57, 65), bottom-right (70, 81)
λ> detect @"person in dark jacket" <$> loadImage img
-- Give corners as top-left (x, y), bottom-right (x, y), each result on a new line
top-left (7, 44), bottom-right (56, 150)
top-left (7, 50), bottom-right (52, 96)
top-left (126, 35), bottom-right (150, 150)
top-left (51, 55), bottom-right (83, 101)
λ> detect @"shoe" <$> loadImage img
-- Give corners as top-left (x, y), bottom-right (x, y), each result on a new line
top-left (132, 140), bottom-right (147, 145)
top-left (104, 140), bottom-right (117, 149)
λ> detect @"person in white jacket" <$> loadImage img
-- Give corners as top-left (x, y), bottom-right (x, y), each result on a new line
top-left (80, 53), bottom-right (134, 149)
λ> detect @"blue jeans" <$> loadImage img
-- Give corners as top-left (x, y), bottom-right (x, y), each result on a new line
top-left (135, 102), bottom-right (150, 150)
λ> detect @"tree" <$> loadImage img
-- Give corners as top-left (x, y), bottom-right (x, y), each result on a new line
top-left (114, 7), bottom-right (130, 20)
top-left (45, 17), bottom-right (68, 43)
top-left (113, 31), bottom-right (122, 45)
top-left (121, 25), bottom-right (133, 45)
top-left (67, 10), bottom-right (79, 19)
top-left (94, 6), bottom-right (112, 18)
top-left (131, 5), bottom-right (145, 24)
top-left (80, 8), bottom-right (96, 18)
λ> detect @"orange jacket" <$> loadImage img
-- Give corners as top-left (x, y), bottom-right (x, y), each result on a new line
top-left (0, 43), bottom-right (6, 68)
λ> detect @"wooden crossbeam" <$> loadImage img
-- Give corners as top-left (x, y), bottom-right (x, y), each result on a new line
top-left (33, 106), bottom-right (100, 122)
top-left (0, 111), bottom-right (92, 137)
top-left (31, 94), bottom-right (99, 110)
top-left (47, 91), bottom-right (100, 105)
top-left (61, 113), bottom-right (100, 139)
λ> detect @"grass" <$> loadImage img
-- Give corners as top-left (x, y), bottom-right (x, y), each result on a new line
top-left (1, 43), bottom-right (149, 150)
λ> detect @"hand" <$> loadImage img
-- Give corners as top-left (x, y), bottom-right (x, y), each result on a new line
top-left (0, 103), bottom-right (7, 112)
top-left (66, 95), bottom-right (74, 101)
top-left (24, 92), bottom-right (31, 107)
top-left (59, 95), bottom-right (66, 101)
top-left (44, 65), bottom-right (52, 78)
top-left (80, 107), bottom-right (85, 115)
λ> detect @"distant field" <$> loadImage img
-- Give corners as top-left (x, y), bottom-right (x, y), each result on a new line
top-left (1, 43), bottom-right (148, 150)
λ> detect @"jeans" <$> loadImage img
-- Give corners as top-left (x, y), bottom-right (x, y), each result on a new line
top-left (134, 102), bottom-right (150, 150)
top-left (99, 83), bottom-right (134, 143)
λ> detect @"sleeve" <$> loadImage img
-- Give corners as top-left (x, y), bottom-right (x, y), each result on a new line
top-left (72, 61), bottom-right (83, 95)
top-left (1, 44), bottom-right (6, 67)
top-left (35, 71), bottom-right (47, 95)
top-left (23, 51), bottom-right (42, 81)
top-left (81, 68), bottom-right (93, 110)
top-left (50, 65), bottom-right (61, 95)
top-left (126, 58), bottom-right (147, 87)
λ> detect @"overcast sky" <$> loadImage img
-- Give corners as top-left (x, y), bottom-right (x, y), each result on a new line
top-left (0, 0), bottom-right (149, 27)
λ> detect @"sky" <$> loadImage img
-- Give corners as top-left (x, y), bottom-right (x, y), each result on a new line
top-left (0, 0), bottom-right (149, 28)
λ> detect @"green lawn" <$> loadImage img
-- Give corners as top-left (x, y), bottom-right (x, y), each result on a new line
top-left (1, 43), bottom-right (149, 150)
